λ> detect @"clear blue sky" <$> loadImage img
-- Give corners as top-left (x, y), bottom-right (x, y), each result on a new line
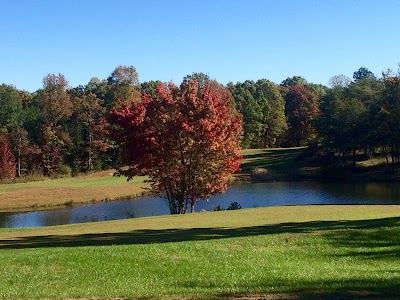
top-left (1, 0), bottom-right (400, 92)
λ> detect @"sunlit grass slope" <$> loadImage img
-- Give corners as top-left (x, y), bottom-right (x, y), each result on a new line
top-left (240, 148), bottom-right (306, 173)
top-left (1, 205), bottom-right (400, 299)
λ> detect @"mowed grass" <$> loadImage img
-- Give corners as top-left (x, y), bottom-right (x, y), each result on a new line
top-left (1, 205), bottom-right (400, 299)
top-left (240, 148), bottom-right (307, 174)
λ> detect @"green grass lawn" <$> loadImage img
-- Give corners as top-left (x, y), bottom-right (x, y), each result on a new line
top-left (0, 173), bottom-right (147, 192)
top-left (240, 148), bottom-right (306, 173)
top-left (1, 205), bottom-right (400, 299)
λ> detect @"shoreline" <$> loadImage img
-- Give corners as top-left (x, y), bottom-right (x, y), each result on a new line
top-left (2, 170), bottom-right (400, 214)
top-left (2, 145), bottom-right (400, 214)
top-left (0, 191), bottom-right (150, 213)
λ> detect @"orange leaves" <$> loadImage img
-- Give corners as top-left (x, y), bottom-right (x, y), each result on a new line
top-left (109, 79), bottom-right (243, 214)
top-left (0, 133), bottom-right (16, 180)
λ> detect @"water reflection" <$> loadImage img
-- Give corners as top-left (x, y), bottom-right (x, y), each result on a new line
top-left (1, 181), bottom-right (400, 228)
top-left (0, 197), bottom-right (170, 228)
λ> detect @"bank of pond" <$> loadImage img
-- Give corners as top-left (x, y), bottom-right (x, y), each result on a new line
top-left (1, 181), bottom-right (400, 229)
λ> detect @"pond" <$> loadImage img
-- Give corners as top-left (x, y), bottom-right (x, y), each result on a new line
top-left (1, 181), bottom-right (400, 228)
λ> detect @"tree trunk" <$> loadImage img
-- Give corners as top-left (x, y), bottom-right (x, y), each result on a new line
top-left (88, 132), bottom-right (92, 171)
top-left (384, 145), bottom-right (389, 164)
top-left (190, 201), bottom-right (195, 213)
top-left (17, 142), bottom-right (21, 177)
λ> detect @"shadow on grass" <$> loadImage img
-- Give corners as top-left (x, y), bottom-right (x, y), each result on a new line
top-left (240, 149), bottom-right (305, 174)
top-left (1, 216), bottom-right (400, 257)
top-left (216, 279), bottom-right (400, 299)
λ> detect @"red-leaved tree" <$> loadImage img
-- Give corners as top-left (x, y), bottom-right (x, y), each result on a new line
top-left (0, 133), bottom-right (16, 180)
top-left (109, 80), bottom-right (243, 214)
top-left (284, 86), bottom-right (319, 146)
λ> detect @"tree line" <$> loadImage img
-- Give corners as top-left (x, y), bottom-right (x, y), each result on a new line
top-left (0, 65), bottom-right (399, 180)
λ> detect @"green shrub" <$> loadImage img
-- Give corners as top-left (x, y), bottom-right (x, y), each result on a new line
top-left (226, 201), bottom-right (242, 210)
top-left (213, 205), bottom-right (224, 211)
top-left (57, 164), bottom-right (72, 176)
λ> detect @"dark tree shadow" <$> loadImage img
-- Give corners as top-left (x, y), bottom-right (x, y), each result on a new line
top-left (217, 280), bottom-right (400, 300)
top-left (240, 149), bottom-right (304, 174)
top-left (1, 217), bottom-right (400, 255)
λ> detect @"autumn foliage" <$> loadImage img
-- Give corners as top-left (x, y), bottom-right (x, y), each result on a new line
top-left (109, 80), bottom-right (243, 214)
top-left (0, 133), bottom-right (16, 180)
top-left (284, 86), bottom-right (319, 146)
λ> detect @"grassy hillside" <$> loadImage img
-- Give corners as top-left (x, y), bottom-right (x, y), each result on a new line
top-left (240, 148), bottom-right (305, 173)
top-left (1, 205), bottom-right (400, 299)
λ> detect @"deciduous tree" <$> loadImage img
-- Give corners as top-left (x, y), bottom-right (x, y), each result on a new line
top-left (229, 80), bottom-right (287, 148)
top-left (378, 69), bottom-right (400, 166)
top-left (106, 65), bottom-right (141, 109)
top-left (109, 80), bottom-right (242, 214)
top-left (328, 74), bottom-right (352, 88)
top-left (254, 79), bottom-right (287, 147)
top-left (183, 72), bottom-right (210, 90)
top-left (39, 74), bottom-right (73, 175)
top-left (0, 84), bottom-right (34, 176)
top-left (284, 86), bottom-right (319, 146)
top-left (70, 92), bottom-right (109, 171)
top-left (0, 133), bottom-right (16, 180)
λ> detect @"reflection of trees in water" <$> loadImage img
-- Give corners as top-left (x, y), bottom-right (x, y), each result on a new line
top-left (365, 183), bottom-right (400, 201)
top-left (125, 211), bottom-right (137, 218)
top-left (0, 212), bottom-right (11, 228)
top-left (321, 182), bottom-right (400, 203)
top-left (80, 215), bottom-right (105, 223)
top-left (41, 210), bottom-right (72, 226)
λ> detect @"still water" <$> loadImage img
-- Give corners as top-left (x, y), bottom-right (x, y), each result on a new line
top-left (1, 181), bottom-right (400, 228)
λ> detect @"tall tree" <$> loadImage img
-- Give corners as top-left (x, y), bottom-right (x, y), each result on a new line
top-left (0, 84), bottom-right (33, 176)
top-left (230, 81), bottom-right (262, 148)
top-left (141, 80), bottom-right (162, 98)
top-left (109, 80), bottom-right (242, 214)
top-left (183, 72), bottom-right (210, 90)
top-left (70, 92), bottom-right (109, 171)
top-left (8, 127), bottom-right (30, 177)
top-left (41, 74), bottom-right (73, 125)
top-left (353, 67), bottom-right (376, 81)
top-left (378, 69), bottom-right (400, 166)
top-left (284, 86), bottom-right (319, 146)
top-left (106, 65), bottom-right (141, 109)
top-left (330, 97), bottom-right (367, 166)
top-left (0, 84), bottom-right (24, 129)
top-left (347, 72), bottom-right (383, 154)
top-left (230, 79), bottom-right (287, 148)
top-left (39, 73), bottom-right (73, 175)
top-left (280, 76), bottom-right (308, 87)
top-left (0, 132), bottom-right (16, 180)
top-left (86, 77), bottom-right (109, 100)
top-left (328, 74), bottom-right (352, 88)
top-left (254, 79), bottom-right (287, 147)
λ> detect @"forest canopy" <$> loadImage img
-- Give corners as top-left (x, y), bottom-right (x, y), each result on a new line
top-left (1, 65), bottom-right (400, 180)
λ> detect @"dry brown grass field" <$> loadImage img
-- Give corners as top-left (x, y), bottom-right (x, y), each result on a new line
top-left (0, 171), bottom-right (149, 211)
